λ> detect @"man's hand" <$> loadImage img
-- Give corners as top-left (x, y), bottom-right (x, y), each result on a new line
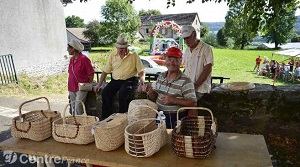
top-left (161, 94), bottom-right (175, 105)
top-left (137, 83), bottom-right (143, 93)
top-left (93, 84), bottom-right (101, 93)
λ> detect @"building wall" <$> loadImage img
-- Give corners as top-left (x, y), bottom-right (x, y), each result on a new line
top-left (0, 0), bottom-right (68, 76)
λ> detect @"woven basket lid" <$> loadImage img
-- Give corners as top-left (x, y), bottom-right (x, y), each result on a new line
top-left (220, 82), bottom-right (255, 91)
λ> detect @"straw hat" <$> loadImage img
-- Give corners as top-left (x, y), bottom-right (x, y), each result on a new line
top-left (115, 35), bottom-right (129, 48)
top-left (68, 39), bottom-right (84, 52)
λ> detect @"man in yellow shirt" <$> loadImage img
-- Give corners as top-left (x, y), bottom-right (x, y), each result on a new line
top-left (94, 35), bottom-right (145, 119)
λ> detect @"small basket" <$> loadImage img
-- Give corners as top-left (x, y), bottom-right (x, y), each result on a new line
top-left (124, 105), bottom-right (167, 157)
top-left (11, 97), bottom-right (61, 141)
top-left (172, 107), bottom-right (218, 158)
top-left (92, 113), bottom-right (128, 151)
top-left (52, 100), bottom-right (99, 145)
top-left (127, 99), bottom-right (158, 124)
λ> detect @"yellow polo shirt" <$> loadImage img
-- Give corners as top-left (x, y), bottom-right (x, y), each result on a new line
top-left (103, 50), bottom-right (144, 80)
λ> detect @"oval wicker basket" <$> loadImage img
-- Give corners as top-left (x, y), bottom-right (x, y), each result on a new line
top-left (11, 97), bottom-right (61, 141)
top-left (171, 107), bottom-right (218, 158)
top-left (127, 99), bottom-right (158, 124)
top-left (52, 100), bottom-right (99, 145)
top-left (124, 105), bottom-right (167, 157)
top-left (93, 113), bottom-right (128, 151)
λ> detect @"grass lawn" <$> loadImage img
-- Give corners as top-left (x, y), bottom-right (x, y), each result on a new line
top-left (89, 47), bottom-right (300, 86)
top-left (1, 47), bottom-right (299, 98)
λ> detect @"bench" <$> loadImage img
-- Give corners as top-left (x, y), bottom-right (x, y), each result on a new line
top-left (211, 76), bottom-right (230, 84)
top-left (94, 72), bottom-right (230, 84)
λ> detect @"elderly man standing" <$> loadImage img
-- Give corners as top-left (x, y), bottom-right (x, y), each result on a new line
top-left (142, 47), bottom-right (197, 129)
top-left (181, 25), bottom-right (214, 100)
top-left (94, 35), bottom-right (145, 119)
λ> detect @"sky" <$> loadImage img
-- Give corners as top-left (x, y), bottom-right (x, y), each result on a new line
top-left (63, 0), bottom-right (229, 23)
top-left (63, 0), bottom-right (300, 24)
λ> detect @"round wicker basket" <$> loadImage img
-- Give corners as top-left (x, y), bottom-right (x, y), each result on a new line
top-left (125, 105), bottom-right (167, 157)
top-left (11, 97), bottom-right (61, 141)
top-left (172, 107), bottom-right (218, 158)
top-left (128, 99), bottom-right (157, 124)
top-left (52, 100), bottom-right (99, 145)
top-left (93, 113), bottom-right (128, 151)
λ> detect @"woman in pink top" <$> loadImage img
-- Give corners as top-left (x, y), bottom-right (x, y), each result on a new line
top-left (67, 39), bottom-right (94, 115)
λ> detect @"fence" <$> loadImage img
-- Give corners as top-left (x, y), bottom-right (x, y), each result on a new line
top-left (0, 54), bottom-right (18, 85)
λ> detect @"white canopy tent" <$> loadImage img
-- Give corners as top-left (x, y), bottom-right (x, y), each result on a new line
top-left (273, 49), bottom-right (300, 57)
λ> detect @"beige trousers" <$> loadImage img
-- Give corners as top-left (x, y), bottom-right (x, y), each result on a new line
top-left (69, 91), bottom-right (88, 115)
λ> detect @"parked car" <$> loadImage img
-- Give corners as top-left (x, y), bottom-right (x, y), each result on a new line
top-left (140, 56), bottom-right (167, 75)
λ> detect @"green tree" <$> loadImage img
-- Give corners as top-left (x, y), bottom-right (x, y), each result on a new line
top-left (139, 9), bottom-right (161, 16)
top-left (200, 23), bottom-right (210, 38)
top-left (100, 0), bottom-right (141, 44)
top-left (262, 3), bottom-right (297, 49)
top-left (224, 1), bottom-right (253, 49)
top-left (65, 15), bottom-right (85, 28)
top-left (216, 27), bottom-right (227, 47)
top-left (83, 20), bottom-right (101, 46)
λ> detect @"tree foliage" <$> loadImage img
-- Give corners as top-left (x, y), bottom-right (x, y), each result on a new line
top-left (83, 20), bottom-right (102, 46)
top-left (216, 27), bottom-right (226, 47)
top-left (139, 9), bottom-right (161, 16)
top-left (224, 1), bottom-right (253, 49)
top-left (261, 2), bottom-right (297, 48)
top-left (65, 15), bottom-right (85, 28)
top-left (200, 23), bottom-right (210, 38)
top-left (100, 0), bottom-right (140, 44)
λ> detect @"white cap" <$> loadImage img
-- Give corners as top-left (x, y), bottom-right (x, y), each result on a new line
top-left (181, 25), bottom-right (196, 38)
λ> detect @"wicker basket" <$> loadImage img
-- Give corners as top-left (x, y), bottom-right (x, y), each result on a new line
top-left (93, 113), bottom-right (128, 151)
top-left (127, 99), bottom-right (158, 124)
top-left (11, 97), bottom-right (61, 141)
top-left (171, 107), bottom-right (218, 158)
top-left (52, 100), bottom-right (99, 145)
top-left (124, 105), bottom-right (167, 157)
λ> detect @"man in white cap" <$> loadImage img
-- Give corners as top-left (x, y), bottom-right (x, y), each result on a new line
top-left (67, 39), bottom-right (94, 115)
top-left (94, 35), bottom-right (145, 119)
top-left (181, 25), bottom-right (214, 103)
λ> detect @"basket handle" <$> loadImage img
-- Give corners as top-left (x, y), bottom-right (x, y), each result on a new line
top-left (175, 107), bottom-right (216, 133)
top-left (18, 97), bottom-right (51, 118)
top-left (62, 100), bottom-right (86, 124)
top-left (130, 104), bottom-right (162, 123)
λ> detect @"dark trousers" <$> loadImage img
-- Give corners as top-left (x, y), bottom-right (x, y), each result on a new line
top-left (164, 111), bottom-right (187, 129)
top-left (101, 76), bottom-right (138, 119)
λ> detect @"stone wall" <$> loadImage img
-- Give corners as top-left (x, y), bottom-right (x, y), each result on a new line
top-left (0, 0), bottom-right (67, 76)
top-left (85, 83), bottom-right (300, 139)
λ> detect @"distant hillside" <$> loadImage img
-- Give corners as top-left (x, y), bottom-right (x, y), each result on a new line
top-left (203, 15), bottom-right (300, 34)
top-left (203, 22), bottom-right (224, 32)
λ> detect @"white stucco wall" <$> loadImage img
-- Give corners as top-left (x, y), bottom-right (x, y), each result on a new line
top-left (0, 0), bottom-right (68, 75)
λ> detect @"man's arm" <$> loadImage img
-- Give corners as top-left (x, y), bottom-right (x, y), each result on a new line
top-left (161, 94), bottom-right (197, 107)
top-left (93, 72), bottom-right (108, 92)
top-left (194, 63), bottom-right (212, 90)
top-left (137, 70), bottom-right (145, 92)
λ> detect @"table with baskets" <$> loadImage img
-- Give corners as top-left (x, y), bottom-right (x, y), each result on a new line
top-left (1, 98), bottom-right (272, 167)
top-left (0, 130), bottom-right (272, 166)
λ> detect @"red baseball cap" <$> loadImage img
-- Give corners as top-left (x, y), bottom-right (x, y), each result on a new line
top-left (165, 47), bottom-right (182, 58)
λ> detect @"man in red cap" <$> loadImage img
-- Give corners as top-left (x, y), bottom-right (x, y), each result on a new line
top-left (142, 47), bottom-right (197, 129)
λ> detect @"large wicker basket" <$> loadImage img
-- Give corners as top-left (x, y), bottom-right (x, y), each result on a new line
top-left (52, 100), bottom-right (99, 145)
top-left (172, 107), bottom-right (218, 158)
top-left (92, 113), bottom-right (128, 151)
top-left (11, 97), bottom-right (61, 141)
top-left (127, 99), bottom-right (158, 124)
top-left (124, 105), bottom-right (167, 157)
